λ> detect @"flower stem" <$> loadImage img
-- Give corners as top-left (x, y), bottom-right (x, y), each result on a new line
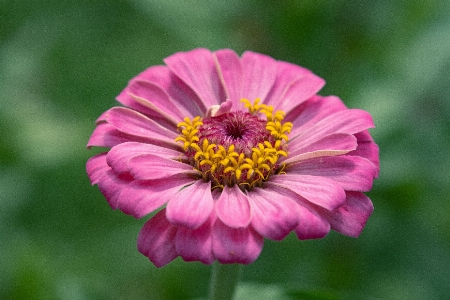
top-left (208, 263), bottom-right (242, 300)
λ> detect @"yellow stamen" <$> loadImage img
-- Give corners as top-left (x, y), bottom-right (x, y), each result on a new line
top-left (176, 116), bottom-right (203, 150)
top-left (175, 98), bottom-right (291, 190)
top-left (240, 98), bottom-right (261, 114)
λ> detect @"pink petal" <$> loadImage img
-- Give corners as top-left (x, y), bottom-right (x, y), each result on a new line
top-left (283, 133), bottom-right (357, 164)
top-left (116, 88), bottom-right (177, 131)
top-left (325, 192), bottom-right (374, 237)
top-left (248, 187), bottom-right (300, 240)
top-left (105, 107), bottom-right (180, 150)
top-left (86, 152), bottom-right (109, 185)
top-left (215, 185), bottom-right (252, 228)
top-left (290, 109), bottom-right (375, 146)
top-left (164, 48), bottom-right (225, 109)
top-left (87, 122), bottom-right (145, 149)
top-left (260, 183), bottom-right (331, 240)
top-left (117, 175), bottom-right (196, 218)
top-left (97, 169), bottom-right (133, 210)
top-left (126, 79), bottom-right (185, 125)
top-left (269, 174), bottom-right (346, 211)
top-left (127, 154), bottom-right (199, 180)
top-left (127, 80), bottom-right (184, 119)
top-left (130, 64), bottom-right (166, 83)
top-left (106, 142), bottom-right (182, 174)
top-left (274, 73), bottom-right (325, 113)
top-left (212, 219), bottom-right (264, 264)
top-left (241, 51), bottom-right (278, 102)
top-left (286, 150), bottom-right (352, 163)
top-left (348, 131), bottom-right (380, 178)
top-left (94, 111), bottom-right (109, 123)
top-left (289, 132), bottom-right (357, 156)
top-left (122, 65), bottom-right (203, 118)
top-left (295, 204), bottom-right (331, 240)
top-left (214, 49), bottom-right (243, 108)
top-left (166, 180), bottom-right (214, 229)
top-left (175, 214), bottom-right (214, 264)
top-left (264, 61), bottom-right (314, 108)
top-left (137, 209), bottom-right (178, 268)
top-left (205, 99), bottom-right (233, 118)
top-left (353, 129), bottom-right (374, 142)
top-left (286, 156), bottom-right (378, 192)
top-left (286, 95), bottom-right (347, 133)
top-left (88, 111), bottom-right (180, 149)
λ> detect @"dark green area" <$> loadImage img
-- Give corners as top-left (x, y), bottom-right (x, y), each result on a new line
top-left (2, 1), bottom-right (449, 299)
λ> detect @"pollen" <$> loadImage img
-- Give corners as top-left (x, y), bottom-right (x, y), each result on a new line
top-left (175, 99), bottom-right (292, 190)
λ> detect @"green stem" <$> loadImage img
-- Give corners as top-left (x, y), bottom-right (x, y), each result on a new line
top-left (208, 263), bottom-right (242, 300)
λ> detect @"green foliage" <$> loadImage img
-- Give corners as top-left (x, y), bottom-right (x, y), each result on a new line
top-left (1, 0), bottom-right (449, 299)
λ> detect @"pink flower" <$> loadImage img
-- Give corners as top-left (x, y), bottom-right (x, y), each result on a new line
top-left (86, 48), bottom-right (379, 267)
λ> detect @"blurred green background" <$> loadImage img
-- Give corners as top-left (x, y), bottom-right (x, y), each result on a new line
top-left (2, 1), bottom-right (450, 299)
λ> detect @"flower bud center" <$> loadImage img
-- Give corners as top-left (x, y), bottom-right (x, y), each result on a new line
top-left (175, 99), bottom-right (293, 190)
top-left (199, 111), bottom-right (274, 156)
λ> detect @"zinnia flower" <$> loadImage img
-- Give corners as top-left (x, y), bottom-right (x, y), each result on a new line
top-left (86, 48), bottom-right (379, 267)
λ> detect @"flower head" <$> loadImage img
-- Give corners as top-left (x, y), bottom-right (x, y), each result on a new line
top-left (86, 48), bottom-right (379, 267)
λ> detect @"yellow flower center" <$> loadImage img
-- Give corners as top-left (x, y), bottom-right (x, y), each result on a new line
top-left (175, 98), bottom-right (292, 190)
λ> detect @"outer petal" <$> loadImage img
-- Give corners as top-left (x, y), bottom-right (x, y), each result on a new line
top-left (86, 152), bottom-right (109, 185)
top-left (166, 181), bottom-right (214, 229)
top-left (287, 133), bottom-right (356, 157)
top-left (268, 175), bottom-right (346, 211)
top-left (129, 64), bottom-right (166, 83)
top-left (282, 133), bottom-right (357, 164)
top-left (97, 170), bottom-right (133, 210)
top-left (270, 173), bottom-right (345, 210)
top-left (214, 49), bottom-right (243, 108)
top-left (282, 149), bottom-right (353, 164)
top-left (116, 83), bottom-right (179, 131)
top-left (215, 185), bottom-right (252, 228)
top-left (261, 183), bottom-right (331, 240)
top-left (289, 109), bottom-right (374, 152)
top-left (87, 122), bottom-right (152, 149)
top-left (274, 74), bottom-right (325, 113)
top-left (264, 61), bottom-right (314, 108)
top-left (248, 187), bottom-right (300, 240)
top-left (120, 65), bottom-right (203, 118)
top-left (117, 175), bottom-right (196, 218)
top-left (295, 204), bottom-right (331, 240)
top-left (212, 219), bottom-right (264, 264)
top-left (164, 48), bottom-right (226, 109)
top-left (241, 51), bottom-right (278, 102)
top-left (127, 154), bottom-right (200, 180)
top-left (106, 142), bottom-right (182, 174)
top-left (137, 209), bottom-right (178, 268)
top-left (348, 131), bottom-right (380, 178)
top-left (105, 107), bottom-right (180, 150)
top-left (127, 80), bottom-right (186, 125)
top-left (286, 95), bottom-right (347, 134)
top-left (286, 156), bottom-right (377, 192)
top-left (175, 214), bottom-right (214, 264)
top-left (324, 192), bottom-right (374, 237)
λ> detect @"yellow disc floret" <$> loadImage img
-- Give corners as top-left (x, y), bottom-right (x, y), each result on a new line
top-left (174, 116), bottom-right (203, 150)
top-left (175, 99), bottom-right (292, 190)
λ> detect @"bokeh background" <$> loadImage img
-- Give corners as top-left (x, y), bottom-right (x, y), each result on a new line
top-left (2, 1), bottom-right (450, 299)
